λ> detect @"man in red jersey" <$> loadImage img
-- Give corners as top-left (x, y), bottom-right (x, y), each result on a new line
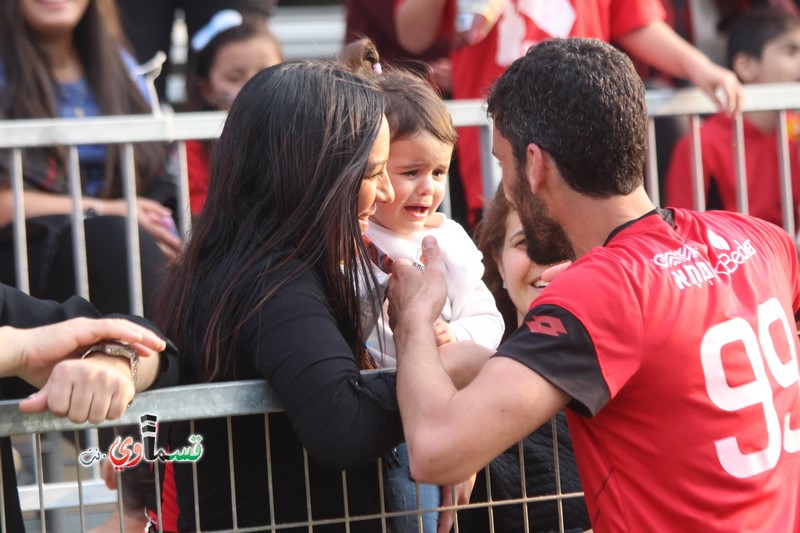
top-left (389, 38), bottom-right (800, 532)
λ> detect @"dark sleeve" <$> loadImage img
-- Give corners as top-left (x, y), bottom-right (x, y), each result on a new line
top-left (345, 0), bottom-right (397, 44)
top-left (0, 284), bottom-right (102, 326)
top-left (245, 270), bottom-right (404, 471)
top-left (141, 145), bottom-right (179, 209)
top-left (494, 304), bottom-right (610, 417)
top-left (0, 283), bottom-right (180, 389)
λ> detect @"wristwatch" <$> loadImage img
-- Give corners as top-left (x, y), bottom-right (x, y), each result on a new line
top-left (81, 341), bottom-right (139, 386)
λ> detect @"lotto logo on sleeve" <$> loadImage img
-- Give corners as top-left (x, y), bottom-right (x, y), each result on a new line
top-left (525, 316), bottom-right (568, 337)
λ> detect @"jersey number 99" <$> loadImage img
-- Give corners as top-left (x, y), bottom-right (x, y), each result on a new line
top-left (701, 297), bottom-right (800, 478)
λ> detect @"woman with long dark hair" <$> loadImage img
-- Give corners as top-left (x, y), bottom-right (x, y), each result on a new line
top-left (156, 61), bottom-right (403, 532)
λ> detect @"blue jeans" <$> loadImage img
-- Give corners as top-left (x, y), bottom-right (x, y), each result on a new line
top-left (385, 443), bottom-right (440, 533)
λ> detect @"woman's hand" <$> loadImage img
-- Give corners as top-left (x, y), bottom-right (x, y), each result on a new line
top-left (437, 473), bottom-right (477, 532)
top-left (102, 198), bottom-right (182, 259)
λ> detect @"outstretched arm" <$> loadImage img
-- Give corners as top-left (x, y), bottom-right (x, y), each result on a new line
top-left (618, 20), bottom-right (743, 115)
top-left (1, 317), bottom-right (167, 423)
top-left (395, 0), bottom-right (449, 54)
top-left (389, 236), bottom-right (569, 484)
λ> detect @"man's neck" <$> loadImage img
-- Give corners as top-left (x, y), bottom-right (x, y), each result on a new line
top-left (559, 187), bottom-right (656, 258)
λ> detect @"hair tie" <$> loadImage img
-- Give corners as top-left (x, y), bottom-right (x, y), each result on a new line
top-left (372, 62), bottom-right (383, 75)
top-left (191, 10), bottom-right (243, 52)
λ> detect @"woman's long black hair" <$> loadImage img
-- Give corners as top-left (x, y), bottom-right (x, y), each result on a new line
top-left (156, 61), bottom-right (385, 380)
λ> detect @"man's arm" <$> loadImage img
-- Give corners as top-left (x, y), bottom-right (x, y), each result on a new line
top-left (0, 317), bottom-right (168, 423)
top-left (395, 0), bottom-right (449, 54)
top-left (390, 236), bottom-right (569, 484)
top-left (0, 283), bottom-right (178, 422)
top-left (617, 20), bottom-right (743, 115)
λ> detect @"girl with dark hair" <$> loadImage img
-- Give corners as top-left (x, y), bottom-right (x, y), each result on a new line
top-left (155, 61), bottom-right (403, 532)
top-left (340, 38), bottom-right (504, 533)
top-left (0, 0), bottom-right (181, 316)
top-left (184, 9), bottom-right (282, 214)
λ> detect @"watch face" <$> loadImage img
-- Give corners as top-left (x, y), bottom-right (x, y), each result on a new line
top-left (106, 343), bottom-right (134, 358)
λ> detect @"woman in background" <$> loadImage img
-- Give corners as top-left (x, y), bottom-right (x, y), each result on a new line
top-left (0, 0), bottom-right (180, 316)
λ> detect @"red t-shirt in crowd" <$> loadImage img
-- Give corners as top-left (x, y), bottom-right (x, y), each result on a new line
top-left (497, 207), bottom-right (800, 531)
top-left (666, 113), bottom-right (800, 228)
top-left (186, 139), bottom-right (211, 216)
top-left (397, 0), bottom-right (666, 223)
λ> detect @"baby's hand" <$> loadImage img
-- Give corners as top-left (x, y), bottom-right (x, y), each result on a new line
top-left (433, 319), bottom-right (457, 347)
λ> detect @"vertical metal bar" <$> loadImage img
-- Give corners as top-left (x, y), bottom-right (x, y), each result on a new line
top-left (121, 143), bottom-right (144, 315)
top-left (518, 440), bottom-right (529, 533)
top-left (452, 481), bottom-right (460, 533)
top-left (688, 115), bottom-right (706, 212)
top-left (66, 146), bottom-right (90, 299)
top-left (73, 432), bottom-right (87, 532)
top-left (485, 463), bottom-right (495, 533)
top-left (175, 140), bottom-right (191, 237)
top-left (226, 416), bottom-right (238, 530)
top-left (479, 123), bottom-right (499, 205)
top-left (415, 481), bottom-right (423, 531)
top-left (153, 453), bottom-right (163, 533)
top-left (10, 148), bottom-right (29, 293)
top-left (732, 114), bottom-right (749, 215)
top-left (646, 118), bottom-right (661, 206)
top-left (303, 448), bottom-right (313, 532)
top-left (264, 414), bottom-right (277, 530)
top-left (776, 110), bottom-right (796, 237)
top-left (190, 419), bottom-right (201, 533)
top-left (85, 429), bottom-right (101, 480)
top-left (377, 457), bottom-right (388, 533)
top-left (34, 434), bottom-right (47, 532)
top-left (0, 436), bottom-right (6, 533)
top-left (552, 418), bottom-right (565, 533)
top-left (115, 428), bottom-right (126, 533)
top-left (341, 470), bottom-right (351, 532)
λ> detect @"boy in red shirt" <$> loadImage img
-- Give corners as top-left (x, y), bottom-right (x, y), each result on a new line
top-left (666, 9), bottom-right (800, 230)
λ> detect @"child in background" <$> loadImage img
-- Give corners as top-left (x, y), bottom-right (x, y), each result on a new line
top-left (340, 39), bottom-right (504, 533)
top-left (666, 9), bottom-right (800, 228)
top-left (184, 9), bottom-right (282, 214)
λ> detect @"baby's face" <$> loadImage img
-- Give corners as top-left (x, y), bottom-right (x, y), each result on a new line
top-left (749, 28), bottom-right (800, 84)
top-left (201, 36), bottom-right (281, 110)
top-left (371, 131), bottom-right (453, 236)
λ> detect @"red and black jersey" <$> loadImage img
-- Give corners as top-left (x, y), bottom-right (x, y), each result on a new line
top-left (497, 207), bottom-right (800, 532)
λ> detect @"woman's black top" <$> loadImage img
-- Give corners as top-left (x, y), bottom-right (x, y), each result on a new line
top-left (170, 260), bottom-right (403, 532)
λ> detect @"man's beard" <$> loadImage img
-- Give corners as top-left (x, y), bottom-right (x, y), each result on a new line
top-left (511, 169), bottom-right (576, 265)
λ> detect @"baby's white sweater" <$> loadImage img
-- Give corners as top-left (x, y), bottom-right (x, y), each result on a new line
top-left (364, 217), bottom-right (504, 368)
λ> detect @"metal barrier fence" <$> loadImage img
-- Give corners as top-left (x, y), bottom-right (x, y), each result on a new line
top-left (2, 83), bottom-right (800, 531)
top-left (0, 378), bottom-right (586, 532)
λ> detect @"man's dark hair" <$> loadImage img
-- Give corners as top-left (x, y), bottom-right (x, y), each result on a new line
top-left (487, 38), bottom-right (648, 197)
top-left (726, 9), bottom-right (800, 69)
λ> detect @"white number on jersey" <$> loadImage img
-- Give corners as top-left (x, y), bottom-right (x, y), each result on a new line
top-left (701, 297), bottom-right (800, 478)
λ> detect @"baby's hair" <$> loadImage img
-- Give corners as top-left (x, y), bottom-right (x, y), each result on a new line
top-left (725, 9), bottom-right (800, 69)
top-left (186, 14), bottom-right (282, 111)
top-left (339, 38), bottom-right (457, 147)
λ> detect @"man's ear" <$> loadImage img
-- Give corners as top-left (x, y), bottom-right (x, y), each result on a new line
top-left (731, 52), bottom-right (757, 83)
top-left (525, 143), bottom-right (546, 194)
